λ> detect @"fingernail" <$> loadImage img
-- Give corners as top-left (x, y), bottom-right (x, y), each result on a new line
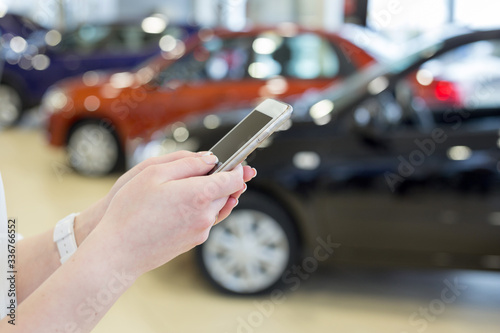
top-left (234, 199), bottom-right (239, 207)
top-left (201, 153), bottom-right (218, 165)
top-left (242, 183), bottom-right (247, 193)
top-left (252, 168), bottom-right (257, 178)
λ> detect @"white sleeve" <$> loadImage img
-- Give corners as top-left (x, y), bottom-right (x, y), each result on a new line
top-left (0, 173), bottom-right (16, 321)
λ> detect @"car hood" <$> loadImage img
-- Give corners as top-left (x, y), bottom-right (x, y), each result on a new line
top-left (48, 66), bottom-right (155, 97)
top-left (49, 70), bottom-right (112, 92)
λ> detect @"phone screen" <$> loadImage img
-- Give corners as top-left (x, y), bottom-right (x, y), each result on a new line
top-left (210, 110), bottom-right (273, 164)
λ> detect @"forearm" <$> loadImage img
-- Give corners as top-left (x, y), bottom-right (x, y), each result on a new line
top-left (16, 198), bottom-right (106, 303)
top-left (16, 229), bottom-right (60, 303)
top-left (1, 229), bottom-right (137, 332)
top-left (2, 153), bottom-right (251, 331)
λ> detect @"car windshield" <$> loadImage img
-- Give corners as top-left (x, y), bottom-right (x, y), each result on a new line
top-left (130, 26), bottom-right (198, 72)
top-left (337, 23), bottom-right (402, 63)
top-left (312, 32), bottom-right (467, 105)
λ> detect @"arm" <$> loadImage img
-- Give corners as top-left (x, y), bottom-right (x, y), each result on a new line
top-left (15, 151), bottom-right (209, 302)
top-left (2, 153), bottom-right (247, 332)
top-left (10, 228), bottom-right (137, 332)
top-left (13, 151), bottom-right (255, 304)
top-left (16, 198), bottom-right (105, 303)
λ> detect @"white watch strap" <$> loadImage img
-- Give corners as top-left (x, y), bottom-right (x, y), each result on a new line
top-left (53, 213), bottom-right (79, 264)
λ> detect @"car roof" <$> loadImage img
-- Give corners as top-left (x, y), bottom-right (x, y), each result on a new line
top-left (140, 24), bottom-right (364, 70)
top-left (303, 28), bottom-right (500, 116)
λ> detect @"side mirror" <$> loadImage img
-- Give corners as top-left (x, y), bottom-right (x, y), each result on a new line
top-left (155, 79), bottom-right (184, 92)
top-left (147, 75), bottom-right (162, 88)
top-left (350, 96), bottom-right (395, 150)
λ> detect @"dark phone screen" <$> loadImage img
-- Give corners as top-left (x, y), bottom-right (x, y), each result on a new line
top-left (210, 110), bottom-right (272, 164)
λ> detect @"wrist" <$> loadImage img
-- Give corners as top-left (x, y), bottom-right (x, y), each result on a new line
top-left (83, 221), bottom-right (143, 280)
top-left (74, 197), bottom-right (108, 246)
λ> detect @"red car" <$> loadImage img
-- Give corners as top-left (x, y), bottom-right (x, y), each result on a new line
top-left (43, 25), bottom-right (377, 175)
top-left (404, 39), bottom-right (500, 112)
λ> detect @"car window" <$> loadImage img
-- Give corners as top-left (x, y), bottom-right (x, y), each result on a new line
top-left (156, 36), bottom-right (253, 85)
top-left (205, 36), bottom-right (253, 80)
top-left (104, 26), bottom-right (177, 53)
top-left (54, 24), bottom-right (180, 55)
top-left (204, 32), bottom-right (342, 80)
top-left (56, 25), bottom-right (111, 54)
top-left (407, 39), bottom-right (500, 114)
top-left (158, 32), bottom-right (343, 84)
top-left (157, 51), bottom-right (209, 84)
top-left (248, 32), bottom-right (341, 79)
top-left (285, 33), bottom-right (340, 79)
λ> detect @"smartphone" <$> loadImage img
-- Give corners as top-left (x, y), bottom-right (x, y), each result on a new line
top-left (209, 99), bottom-right (293, 174)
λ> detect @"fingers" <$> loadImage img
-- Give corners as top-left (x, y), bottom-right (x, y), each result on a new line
top-left (132, 150), bottom-right (201, 177)
top-left (151, 158), bottom-right (256, 206)
top-left (112, 150), bottom-right (200, 192)
top-left (165, 164), bottom-right (243, 220)
top-left (209, 196), bottom-right (231, 222)
top-left (212, 167), bottom-right (256, 224)
top-left (197, 165), bottom-right (255, 224)
top-left (215, 197), bottom-right (239, 224)
top-left (141, 156), bottom-right (256, 228)
top-left (243, 166), bottom-right (257, 182)
top-left (140, 153), bottom-right (256, 187)
top-left (196, 163), bottom-right (245, 200)
top-left (144, 152), bottom-right (219, 184)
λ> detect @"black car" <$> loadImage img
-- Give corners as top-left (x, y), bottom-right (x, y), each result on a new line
top-left (142, 29), bottom-right (500, 295)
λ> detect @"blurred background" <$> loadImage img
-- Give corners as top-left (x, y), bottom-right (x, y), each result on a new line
top-left (1, 0), bottom-right (500, 332)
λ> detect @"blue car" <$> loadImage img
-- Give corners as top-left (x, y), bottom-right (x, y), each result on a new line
top-left (0, 13), bottom-right (196, 127)
top-left (0, 13), bottom-right (45, 38)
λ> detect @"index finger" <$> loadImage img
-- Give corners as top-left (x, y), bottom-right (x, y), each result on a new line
top-left (113, 150), bottom-right (201, 191)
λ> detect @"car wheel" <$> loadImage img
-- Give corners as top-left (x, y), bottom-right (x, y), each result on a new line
top-left (67, 120), bottom-right (122, 176)
top-left (0, 84), bottom-right (23, 127)
top-left (197, 192), bottom-right (299, 295)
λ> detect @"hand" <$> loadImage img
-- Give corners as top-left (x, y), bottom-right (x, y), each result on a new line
top-left (75, 151), bottom-right (255, 245)
top-left (89, 153), bottom-right (254, 276)
top-left (8, 152), bottom-right (255, 332)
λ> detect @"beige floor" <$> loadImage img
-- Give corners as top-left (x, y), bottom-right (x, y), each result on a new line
top-left (1, 126), bottom-right (500, 333)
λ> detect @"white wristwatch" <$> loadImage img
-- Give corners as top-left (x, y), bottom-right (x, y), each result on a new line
top-left (53, 213), bottom-right (79, 264)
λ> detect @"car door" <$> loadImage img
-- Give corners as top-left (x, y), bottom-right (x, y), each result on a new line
top-left (316, 77), bottom-right (500, 264)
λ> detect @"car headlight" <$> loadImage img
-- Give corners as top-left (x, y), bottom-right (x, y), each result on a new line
top-left (42, 88), bottom-right (70, 114)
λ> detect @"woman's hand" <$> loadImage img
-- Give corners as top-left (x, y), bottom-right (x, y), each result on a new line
top-left (7, 152), bottom-right (256, 333)
top-left (89, 153), bottom-right (254, 276)
top-left (74, 151), bottom-right (202, 244)
top-left (75, 151), bottom-right (255, 245)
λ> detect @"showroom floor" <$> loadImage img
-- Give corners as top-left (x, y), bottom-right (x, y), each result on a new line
top-left (1, 125), bottom-right (500, 333)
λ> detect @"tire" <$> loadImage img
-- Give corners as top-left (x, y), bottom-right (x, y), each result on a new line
top-left (0, 84), bottom-right (23, 128)
top-left (196, 191), bottom-right (299, 295)
top-left (67, 120), bottom-right (123, 176)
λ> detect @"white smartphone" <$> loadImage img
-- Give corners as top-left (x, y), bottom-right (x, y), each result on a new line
top-left (209, 99), bottom-right (293, 174)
